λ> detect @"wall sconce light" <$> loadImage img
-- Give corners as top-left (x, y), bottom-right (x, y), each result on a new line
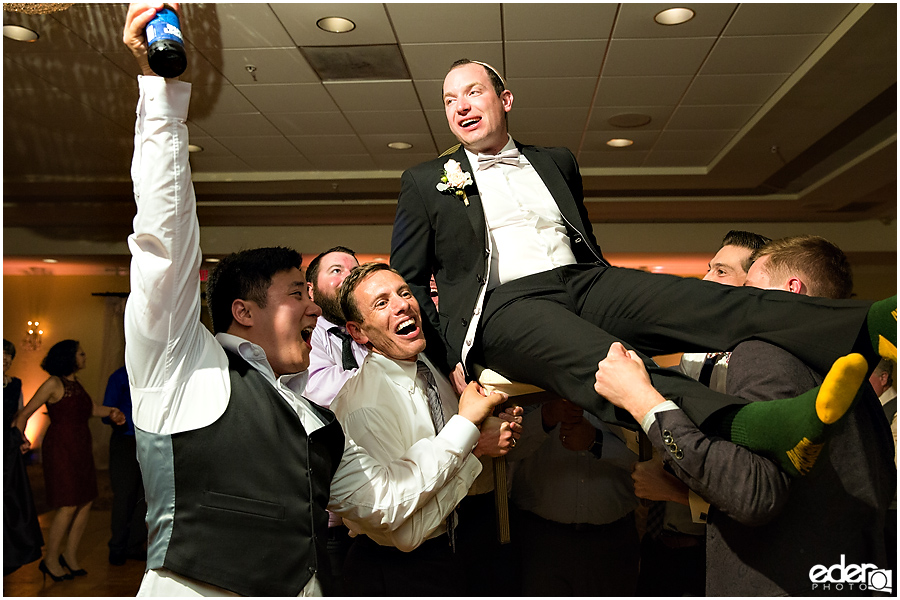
top-left (23, 320), bottom-right (43, 351)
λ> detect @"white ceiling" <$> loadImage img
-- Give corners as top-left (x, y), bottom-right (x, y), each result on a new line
top-left (3, 2), bottom-right (897, 275)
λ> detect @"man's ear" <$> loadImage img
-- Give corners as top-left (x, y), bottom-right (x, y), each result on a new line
top-left (501, 89), bottom-right (514, 113)
top-left (786, 277), bottom-right (805, 295)
top-left (345, 321), bottom-right (369, 346)
top-left (231, 298), bottom-right (254, 328)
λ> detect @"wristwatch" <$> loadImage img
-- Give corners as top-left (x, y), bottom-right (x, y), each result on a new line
top-left (588, 428), bottom-right (603, 458)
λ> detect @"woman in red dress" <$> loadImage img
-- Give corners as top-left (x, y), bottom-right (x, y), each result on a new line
top-left (14, 340), bottom-right (124, 583)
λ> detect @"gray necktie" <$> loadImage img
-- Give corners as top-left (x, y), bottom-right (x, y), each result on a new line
top-left (416, 360), bottom-right (446, 434)
top-left (415, 359), bottom-right (456, 550)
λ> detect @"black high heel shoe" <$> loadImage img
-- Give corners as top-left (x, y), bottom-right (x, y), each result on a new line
top-left (58, 555), bottom-right (87, 577)
top-left (38, 560), bottom-right (73, 583)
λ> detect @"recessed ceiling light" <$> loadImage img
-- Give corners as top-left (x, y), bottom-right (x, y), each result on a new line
top-left (606, 138), bottom-right (634, 148)
top-left (654, 7), bottom-right (695, 26)
top-left (317, 16), bottom-right (356, 33)
top-left (3, 24), bottom-right (39, 42)
top-left (188, 144), bottom-right (204, 153)
top-left (205, 257), bottom-right (220, 263)
top-left (387, 141), bottom-right (413, 150)
top-left (42, 258), bottom-right (58, 263)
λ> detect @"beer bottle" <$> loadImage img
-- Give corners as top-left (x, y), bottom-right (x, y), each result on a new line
top-left (145, 5), bottom-right (186, 78)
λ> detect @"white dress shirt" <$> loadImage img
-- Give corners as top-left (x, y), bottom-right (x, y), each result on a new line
top-left (510, 408), bottom-right (638, 525)
top-left (331, 352), bottom-right (483, 550)
top-left (465, 136), bottom-right (577, 290)
top-left (305, 316), bottom-right (370, 408)
top-left (126, 75), bottom-right (489, 595)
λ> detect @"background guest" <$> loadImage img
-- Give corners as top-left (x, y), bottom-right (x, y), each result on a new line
top-left (14, 340), bottom-right (124, 582)
top-left (3, 339), bottom-right (44, 576)
top-left (102, 365), bottom-right (147, 566)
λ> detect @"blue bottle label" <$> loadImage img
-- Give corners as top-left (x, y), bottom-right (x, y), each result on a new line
top-left (146, 8), bottom-right (183, 45)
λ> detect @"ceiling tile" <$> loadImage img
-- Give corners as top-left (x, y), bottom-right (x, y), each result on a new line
top-left (653, 129), bottom-right (737, 153)
top-left (236, 83), bottom-right (338, 113)
top-left (643, 149), bottom-right (720, 167)
top-left (49, 3), bottom-right (128, 53)
top-left (700, 34), bottom-right (827, 75)
top-left (3, 9), bottom-right (96, 53)
top-left (594, 75), bottom-right (694, 106)
top-left (387, 4), bottom-right (501, 44)
top-left (724, 4), bottom-right (856, 36)
top-left (511, 107), bottom-right (590, 133)
top-left (681, 73), bottom-right (789, 105)
top-left (188, 154), bottom-right (250, 173)
top-left (323, 80), bottom-right (421, 112)
top-left (271, 3), bottom-right (396, 47)
top-left (372, 152), bottom-right (440, 170)
top-left (343, 110), bottom-right (431, 135)
top-left (267, 112), bottom-right (354, 136)
top-left (6, 51), bottom-right (134, 90)
top-left (506, 40), bottom-right (608, 78)
top-left (217, 136), bottom-right (303, 159)
top-left (401, 42), bottom-right (503, 80)
top-left (181, 3), bottom-right (294, 49)
top-left (191, 85), bottom-right (258, 114)
top-left (209, 48), bottom-right (319, 85)
top-left (613, 4), bottom-right (737, 38)
top-left (287, 135), bottom-right (368, 155)
top-left (188, 113), bottom-right (281, 137)
top-left (667, 105), bottom-right (760, 130)
top-left (506, 77), bottom-right (597, 109)
top-left (604, 37), bottom-right (716, 76)
top-left (181, 136), bottom-right (233, 157)
top-left (503, 4), bottom-right (616, 41)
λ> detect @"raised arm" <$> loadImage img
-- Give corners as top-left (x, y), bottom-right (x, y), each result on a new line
top-left (122, 2), bottom-right (227, 435)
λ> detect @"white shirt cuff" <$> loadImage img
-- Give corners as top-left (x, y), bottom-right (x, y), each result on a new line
top-left (689, 490), bottom-right (711, 523)
top-left (640, 400), bottom-right (681, 433)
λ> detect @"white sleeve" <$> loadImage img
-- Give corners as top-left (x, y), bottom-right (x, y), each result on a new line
top-left (125, 75), bottom-right (229, 435)
top-left (328, 413), bottom-right (482, 552)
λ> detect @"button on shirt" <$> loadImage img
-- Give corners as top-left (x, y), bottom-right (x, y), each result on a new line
top-left (466, 136), bottom-right (577, 290)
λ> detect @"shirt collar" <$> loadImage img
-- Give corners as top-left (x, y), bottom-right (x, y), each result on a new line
top-left (368, 351), bottom-right (420, 394)
top-left (215, 332), bottom-right (310, 395)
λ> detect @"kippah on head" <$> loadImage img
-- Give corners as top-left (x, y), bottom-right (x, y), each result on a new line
top-left (470, 60), bottom-right (506, 88)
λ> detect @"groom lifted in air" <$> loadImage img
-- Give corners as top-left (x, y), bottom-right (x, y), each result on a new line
top-left (390, 58), bottom-right (897, 477)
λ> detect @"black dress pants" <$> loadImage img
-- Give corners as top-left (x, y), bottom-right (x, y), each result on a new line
top-left (108, 434), bottom-right (147, 560)
top-left (478, 264), bottom-right (873, 428)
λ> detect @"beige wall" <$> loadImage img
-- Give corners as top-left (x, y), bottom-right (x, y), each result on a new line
top-left (4, 274), bottom-right (130, 469)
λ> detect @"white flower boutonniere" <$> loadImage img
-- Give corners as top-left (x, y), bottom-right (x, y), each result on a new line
top-left (436, 159), bottom-right (473, 206)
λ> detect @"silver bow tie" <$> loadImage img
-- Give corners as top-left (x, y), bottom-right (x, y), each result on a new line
top-left (476, 148), bottom-right (521, 170)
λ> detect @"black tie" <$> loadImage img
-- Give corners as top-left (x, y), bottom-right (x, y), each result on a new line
top-left (698, 352), bottom-right (726, 387)
top-left (328, 327), bottom-right (359, 371)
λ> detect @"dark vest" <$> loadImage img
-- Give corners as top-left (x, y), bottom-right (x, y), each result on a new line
top-left (147, 351), bottom-right (345, 596)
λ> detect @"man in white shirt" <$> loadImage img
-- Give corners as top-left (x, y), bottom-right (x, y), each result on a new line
top-left (331, 262), bottom-right (521, 596)
top-left (123, 5), bottom-right (507, 596)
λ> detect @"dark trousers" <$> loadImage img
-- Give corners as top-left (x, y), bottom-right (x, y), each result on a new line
top-left (513, 508), bottom-right (640, 596)
top-left (636, 530), bottom-right (706, 597)
top-left (108, 434), bottom-right (147, 558)
top-left (343, 532), bottom-right (464, 597)
top-left (324, 524), bottom-right (353, 596)
top-left (455, 492), bottom-right (519, 596)
top-left (479, 264), bottom-right (873, 428)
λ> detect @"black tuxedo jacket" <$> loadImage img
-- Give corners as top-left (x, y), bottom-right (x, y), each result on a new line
top-left (390, 141), bottom-right (606, 375)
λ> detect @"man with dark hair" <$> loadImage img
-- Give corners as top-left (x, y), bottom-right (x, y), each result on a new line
top-left (333, 262), bottom-right (521, 596)
top-left (390, 58), bottom-right (896, 477)
top-left (123, 6), bottom-right (508, 596)
top-left (609, 235), bottom-right (895, 595)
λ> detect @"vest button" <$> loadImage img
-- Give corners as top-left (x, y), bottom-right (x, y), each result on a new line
top-left (574, 237), bottom-right (583, 243)
top-left (461, 318), bottom-right (467, 327)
